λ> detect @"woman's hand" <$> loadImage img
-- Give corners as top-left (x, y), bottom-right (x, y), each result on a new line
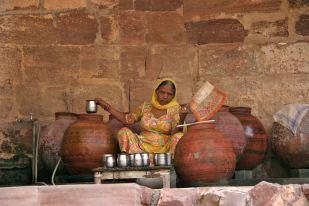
top-left (180, 104), bottom-right (190, 114)
top-left (95, 98), bottom-right (110, 111)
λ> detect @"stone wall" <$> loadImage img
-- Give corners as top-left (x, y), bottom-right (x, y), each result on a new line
top-left (0, 0), bottom-right (308, 130)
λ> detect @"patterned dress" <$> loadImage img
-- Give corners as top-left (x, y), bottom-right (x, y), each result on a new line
top-left (117, 102), bottom-right (183, 155)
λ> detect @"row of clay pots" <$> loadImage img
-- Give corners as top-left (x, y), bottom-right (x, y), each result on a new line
top-left (174, 106), bottom-right (269, 186)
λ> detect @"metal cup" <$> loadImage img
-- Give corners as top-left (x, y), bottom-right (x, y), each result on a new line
top-left (86, 100), bottom-right (97, 113)
top-left (104, 154), bottom-right (116, 168)
top-left (129, 154), bottom-right (135, 167)
top-left (133, 153), bottom-right (143, 167)
top-left (154, 153), bottom-right (168, 166)
top-left (141, 153), bottom-right (150, 167)
top-left (117, 153), bottom-right (129, 168)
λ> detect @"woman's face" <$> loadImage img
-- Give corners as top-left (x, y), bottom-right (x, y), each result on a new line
top-left (156, 84), bottom-right (175, 105)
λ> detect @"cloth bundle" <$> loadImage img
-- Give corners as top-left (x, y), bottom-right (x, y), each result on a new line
top-left (189, 81), bottom-right (227, 121)
top-left (273, 104), bottom-right (309, 135)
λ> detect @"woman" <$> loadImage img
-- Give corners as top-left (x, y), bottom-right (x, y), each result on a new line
top-left (95, 78), bottom-right (188, 156)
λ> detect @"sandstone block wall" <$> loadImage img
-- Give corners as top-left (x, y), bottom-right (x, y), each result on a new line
top-left (0, 0), bottom-right (308, 132)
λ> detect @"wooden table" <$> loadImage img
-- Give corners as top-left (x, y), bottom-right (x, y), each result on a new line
top-left (92, 166), bottom-right (173, 188)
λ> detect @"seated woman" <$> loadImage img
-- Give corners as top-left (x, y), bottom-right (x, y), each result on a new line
top-left (95, 78), bottom-right (188, 156)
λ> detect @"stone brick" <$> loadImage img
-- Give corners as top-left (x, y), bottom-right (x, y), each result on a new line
top-left (120, 46), bottom-right (147, 81)
top-left (0, 186), bottom-right (38, 206)
top-left (303, 184), bottom-right (309, 200)
top-left (146, 12), bottom-right (185, 44)
top-left (118, 12), bottom-right (146, 44)
top-left (261, 74), bottom-right (309, 124)
top-left (185, 19), bottom-right (247, 44)
top-left (0, 46), bottom-right (22, 96)
top-left (44, 0), bottom-right (86, 10)
top-left (0, 0), bottom-right (38, 11)
top-left (100, 15), bottom-right (117, 43)
top-left (146, 46), bottom-right (198, 79)
top-left (296, 15), bottom-right (309, 36)
top-left (119, 0), bottom-right (133, 10)
top-left (135, 0), bottom-right (183, 11)
top-left (89, 0), bottom-right (118, 9)
top-left (0, 14), bottom-right (57, 45)
top-left (288, 0), bottom-right (309, 8)
top-left (15, 85), bottom-right (73, 117)
top-left (199, 44), bottom-right (262, 77)
top-left (248, 181), bottom-right (281, 205)
top-left (251, 18), bottom-right (289, 37)
top-left (184, 0), bottom-right (282, 20)
top-left (129, 79), bottom-right (154, 111)
top-left (80, 45), bottom-right (120, 79)
top-left (0, 98), bottom-right (13, 119)
top-left (73, 83), bottom-right (124, 113)
top-left (260, 42), bottom-right (309, 74)
top-left (57, 11), bottom-right (98, 45)
top-left (23, 46), bottom-right (80, 86)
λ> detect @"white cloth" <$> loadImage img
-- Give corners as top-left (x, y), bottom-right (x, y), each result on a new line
top-left (273, 104), bottom-right (309, 135)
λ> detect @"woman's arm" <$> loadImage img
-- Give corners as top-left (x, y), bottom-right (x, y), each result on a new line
top-left (95, 98), bottom-right (128, 124)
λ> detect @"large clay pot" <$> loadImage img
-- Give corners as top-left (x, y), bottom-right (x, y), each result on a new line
top-left (40, 112), bottom-right (77, 174)
top-left (60, 114), bottom-right (116, 175)
top-left (174, 123), bottom-right (236, 186)
top-left (229, 107), bottom-right (268, 170)
top-left (213, 106), bottom-right (246, 160)
top-left (272, 113), bottom-right (309, 168)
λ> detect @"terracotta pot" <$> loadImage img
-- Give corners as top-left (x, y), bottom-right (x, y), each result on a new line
top-left (60, 114), bottom-right (116, 175)
top-left (272, 113), bottom-right (309, 168)
top-left (229, 107), bottom-right (268, 170)
top-left (174, 123), bottom-right (236, 186)
top-left (40, 112), bottom-right (77, 174)
top-left (213, 106), bottom-right (246, 160)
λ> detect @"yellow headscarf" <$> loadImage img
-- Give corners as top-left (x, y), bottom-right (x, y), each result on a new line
top-left (151, 78), bottom-right (180, 110)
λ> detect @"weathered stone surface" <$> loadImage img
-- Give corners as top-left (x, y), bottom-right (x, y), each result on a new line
top-left (0, 0), bottom-right (38, 11)
top-left (185, 19), bottom-right (247, 44)
top-left (0, 98), bottom-right (13, 119)
top-left (135, 0), bottom-right (183, 11)
top-left (146, 46), bottom-right (198, 79)
top-left (199, 44), bottom-right (261, 77)
top-left (158, 187), bottom-right (249, 206)
top-left (248, 182), bottom-right (309, 206)
top-left (157, 188), bottom-right (199, 206)
top-left (0, 186), bottom-right (38, 206)
top-left (296, 15), bottom-right (309, 36)
top-left (251, 18), bottom-right (289, 37)
top-left (73, 83), bottom-right (124, 113)
top-left (119, 0), bottom-right (133, 10)
top-left (129, 79), bottom-right (153, 111)
top-left (248, 181), bottom-right (281, 205)
top-left (15, 85), bottom-right (74, 117)
top-left (0, 46), bottom-right (22, 96)
top-left (57, 11), bottom-right (98, 45)
top-left (80, 45), bottom-right (120, 79)
top-left (100, 15), bottom-right (117, 42)
top-left (118, 12), bottom-right (146, 44)
top-left (260, 42), bottom-right (309, 74)
top-left (303, 184), bottom-right (309, 200)
top-left (0, 14), bottom-right (57, 45)
top-left (184, 0), bottom-right (282, 20)
top-left (288, 0), bottom-right (309, 8)
top-left (23, 46), bottom-right (80, 86)
top-left (261, 74), bottom-right (309, 130)
top-left (146, 12), bottom-right (185, 44)
top-left (0, 184), bottom-right (153, 206)
top-left (120, 46), bottom-right (147, 81)
top-left (44, 0), bottom-right (86, 10)
top-left (89, 0), bottom-right (118, 9)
